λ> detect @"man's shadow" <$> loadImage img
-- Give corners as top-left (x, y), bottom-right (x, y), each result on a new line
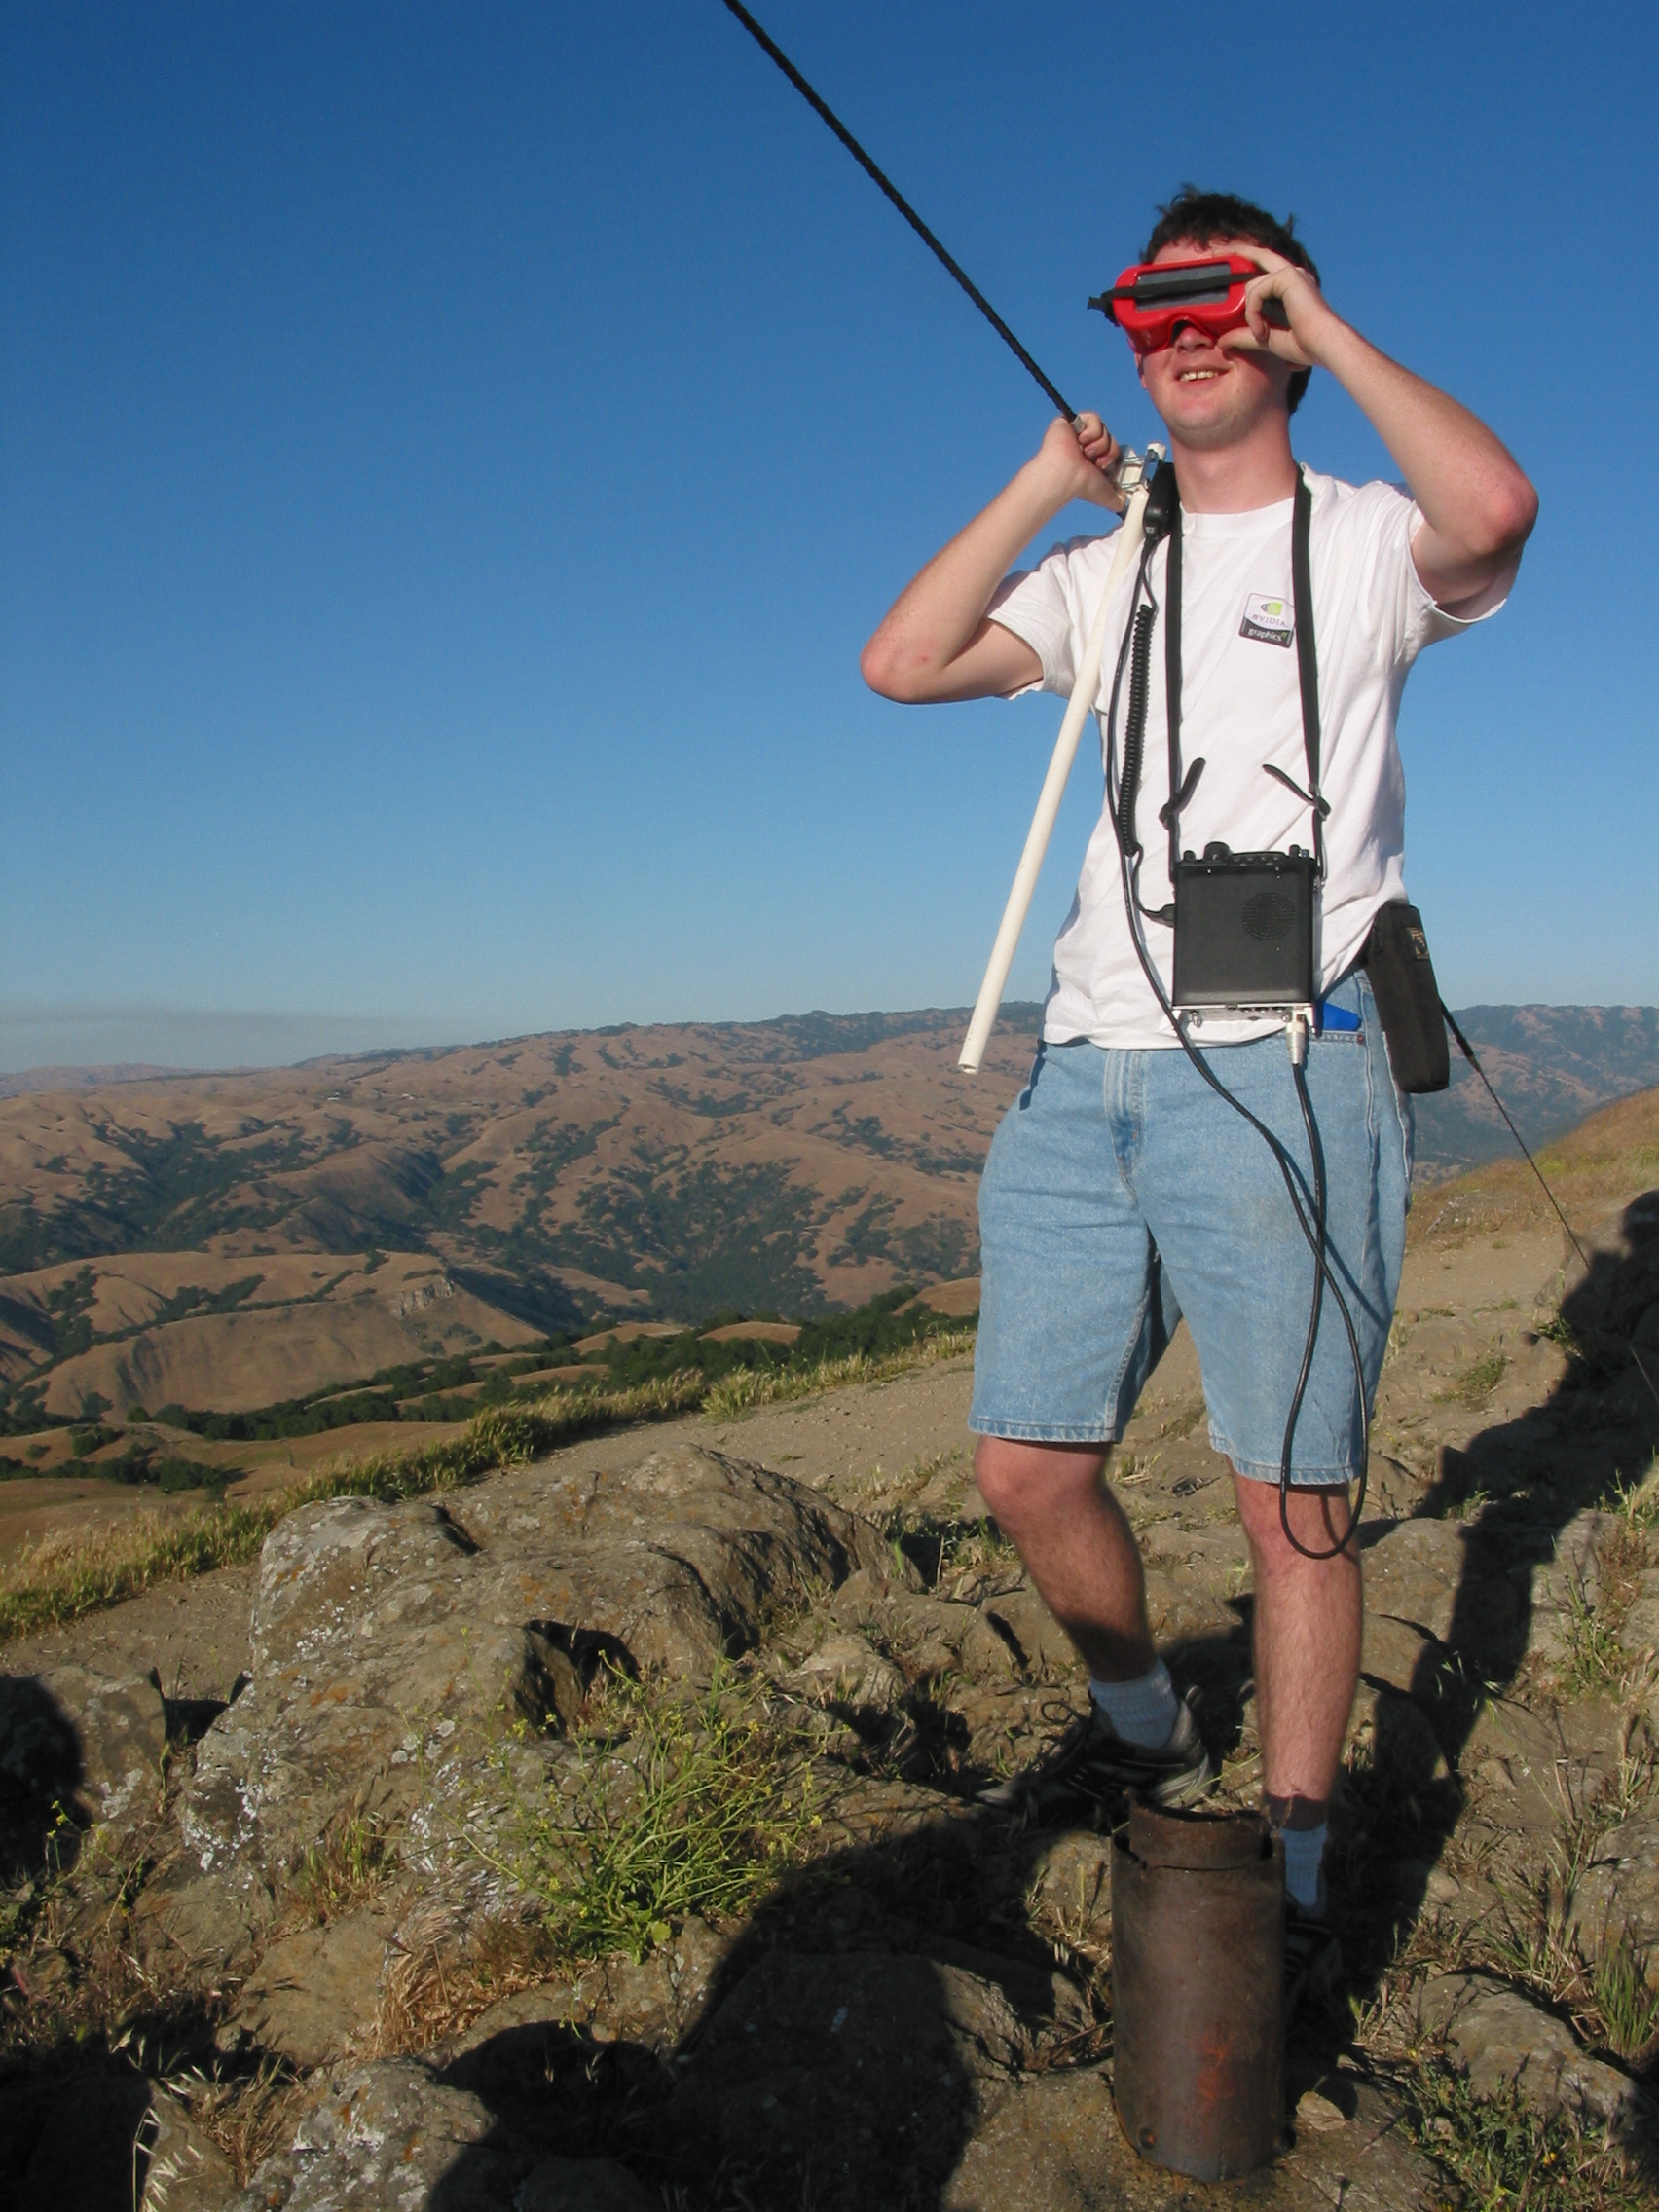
top-left (421, 1622), bottom-right (1264, 2206)
top-left (1302, 1189), bottom-right (1659, 2107)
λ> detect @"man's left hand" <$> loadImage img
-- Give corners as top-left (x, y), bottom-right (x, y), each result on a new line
top-left (1225, 244), bottom-right (1340, 370)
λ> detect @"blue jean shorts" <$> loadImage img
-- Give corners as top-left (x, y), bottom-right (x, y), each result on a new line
top-left (970, 973), bottom-right (1412, 1484)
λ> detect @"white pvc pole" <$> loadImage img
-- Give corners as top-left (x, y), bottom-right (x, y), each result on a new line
top-left (958, 474), bottom-right (1153, 1072)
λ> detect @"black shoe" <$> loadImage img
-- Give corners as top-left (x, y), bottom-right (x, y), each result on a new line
top-left (977, 1696), bottom-right (1213, 1825)
top-left (1284, 1899), bottom-right (1343, 2021)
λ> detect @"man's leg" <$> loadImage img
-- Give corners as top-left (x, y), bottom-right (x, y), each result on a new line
top-left (974, 1436), bottom-right (1212, 1815)
top-left (1233, 1478), bottom-right (1361, 1834)
top-left (973, 1438), bottom-right (1155, 1681)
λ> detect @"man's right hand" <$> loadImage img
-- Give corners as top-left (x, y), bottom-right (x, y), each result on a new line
top-left (1044, 413), bottom-right (1127, 513)
top-left (862, 405), bottom-right (1124, 703)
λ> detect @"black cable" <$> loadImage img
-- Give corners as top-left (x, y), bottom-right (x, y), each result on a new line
top-left (1104, 535), bottom-right (1368, 1561)
top-left (718, 0), bottom-right (1077, 421)
top-left (1442, 1003), bottom-right (1659, 1417)
top-left (1118, 608), bottom-right (1157, 853)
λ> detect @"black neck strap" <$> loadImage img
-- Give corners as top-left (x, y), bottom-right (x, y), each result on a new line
top-left (1162, 463), bottom-right (1326, 882)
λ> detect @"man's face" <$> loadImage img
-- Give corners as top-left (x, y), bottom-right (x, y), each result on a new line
top-left (1135, 236), bottom-right (1295, 450)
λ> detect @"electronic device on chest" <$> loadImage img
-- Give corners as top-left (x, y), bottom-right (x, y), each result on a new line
top-left (1112, 459), bottom-right (1323, 1023)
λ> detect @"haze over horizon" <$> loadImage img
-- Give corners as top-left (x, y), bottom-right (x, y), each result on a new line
top-left (5, 2), bottom-right (1656, 1059)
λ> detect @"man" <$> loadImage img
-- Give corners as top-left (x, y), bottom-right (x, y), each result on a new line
top-left (861, 188), bottom-right (1534, 1973)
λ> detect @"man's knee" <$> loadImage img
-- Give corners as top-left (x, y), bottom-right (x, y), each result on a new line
top-left (1235, 1474), bottom-right (1361, 1581)
top-left (975, 1436), bottom-right (1107, 1527)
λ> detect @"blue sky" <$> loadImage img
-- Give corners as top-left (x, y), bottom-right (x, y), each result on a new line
top-left (3, 0), bottom-right (1655, 1071)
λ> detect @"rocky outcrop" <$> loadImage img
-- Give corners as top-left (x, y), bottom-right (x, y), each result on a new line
top-left (155, 1444), bottom-right (886, 1971)
top-left (0, 1662), bottom-right (167, 1847)
top-left (1417, 1972), bottom-right (1655, 2141)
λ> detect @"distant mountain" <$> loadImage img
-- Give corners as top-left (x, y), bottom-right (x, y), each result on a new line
top-left (1413, 1006), bottom-right (1659, 1179)
top-left (0, 1064), bottom-right (193, 1099)
top-left (1, 1000), bottom-right (1651, 1425)
top-left (0, 1007), bottom-right (1043, 1420)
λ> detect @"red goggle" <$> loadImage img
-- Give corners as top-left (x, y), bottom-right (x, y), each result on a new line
top-left (1088, 254), bottom-right (1287, 357)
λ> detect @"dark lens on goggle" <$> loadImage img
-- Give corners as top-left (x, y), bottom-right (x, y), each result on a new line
top-left (1131, 261), bottom-right (1239, 309)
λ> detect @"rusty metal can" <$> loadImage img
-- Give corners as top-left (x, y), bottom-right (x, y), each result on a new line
top-left (1111, 1795), bottom-right (1284, 2180)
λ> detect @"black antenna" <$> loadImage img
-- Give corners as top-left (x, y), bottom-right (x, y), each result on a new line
top-left (719, 0), bottom-right (1077, 423)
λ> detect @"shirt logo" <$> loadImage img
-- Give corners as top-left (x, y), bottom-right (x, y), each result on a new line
top-left (1239, 592), bottom-right (1295, 646)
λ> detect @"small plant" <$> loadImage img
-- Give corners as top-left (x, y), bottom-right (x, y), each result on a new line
top-left (1588, 1930), bottom-right (1659, 2064)
top-left (474, 1664), bottom-right (823, 1963)
top-left (1437, 1349), bottom-right (1508, 1406)
top-left (1560, 1575), bottom-right (1626, 1698)
top-left (288, 1814), bottom-right (396, 1925)
top-left (1395, 2059), bottom-right (1646, 2212)
top-left (1538, 1313), bottom-right (1584, 1359)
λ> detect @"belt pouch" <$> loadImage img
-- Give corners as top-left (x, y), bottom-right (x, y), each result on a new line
top-left (1360, 901), bottom-right (1449, 1092)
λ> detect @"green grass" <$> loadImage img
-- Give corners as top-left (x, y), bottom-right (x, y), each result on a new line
top-left (1438, 1350), bottom-right (1510, 1406)
top-left (1589, 1932), bottom-right (1659, 2066)
top-left (1396, 2059), bottom-right (1649, 2211)
top-left (475, 1664), bottom-right (822, 1963)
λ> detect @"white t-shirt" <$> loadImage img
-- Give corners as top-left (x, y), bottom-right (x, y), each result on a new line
top-left (988, 469), bottom-right (1508, 1050)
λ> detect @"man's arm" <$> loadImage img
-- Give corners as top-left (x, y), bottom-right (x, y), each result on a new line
top-left (1232, 251), bottom-right (1538, 610)
top-left (861, 414), bottom-right (1124, 702)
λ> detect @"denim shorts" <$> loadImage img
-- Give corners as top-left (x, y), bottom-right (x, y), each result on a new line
top-left (969, 972), bottom-right (1411, 1484)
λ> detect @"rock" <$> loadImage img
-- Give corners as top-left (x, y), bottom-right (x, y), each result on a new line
top-left (135, 1862), bottom-right (276, 1976)
top-left (1417, 1972), bottom-right (1655, 2140)
top-left (1360, 1610), bottom-right (1448, 1701)
top-left (232, 1909), bottom-right (393, 2068)
top-left (646, 1950), bottom-right (1026, 2210)
top-left (830, 1572), bottom-right (980, 1676)
top-left (939, 2066), bottom-right (1438, 2211)
top-left (972, 1587), bottom-right (1077, 1679)
top-left (1346, 1686), bottom-right (1450, 1788)
top-left (138, 2084), bottom-right (240, 2212)
top-left (1024, 1831), bottom-right (1113, 1942)
top-left (177, 1446), bottom-right (886, 1903)
top-left (785, 1632), bottom-right (908, 1714)
top-left (440, 1916), bottom-right (729, 2071)
top-left (1619, 1568), bottom-right (1659, 1657)
top-left (1564, 1806), bottom-right (1659, 1958)
top-left (1528, 1509), bottom-right (1617, 1668)
top-left (231, 2059), bottom-right (524, 2211)
top-left (1462, 1698), bottom-right (1619, 1837)
top-left (0, 1665), bottom-right (166, 1838)
top-left (11, 2071), bottom-right (154, 2211)
top-left (1362, 1518), bottom-right (1475, 1646)
top-left (517, 2157), bottom-right (660, 2212)
top-left (1294, 2087), bottom-right (1349, 2132)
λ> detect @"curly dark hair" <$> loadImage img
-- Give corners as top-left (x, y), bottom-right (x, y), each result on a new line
top-left (1142, 186), bottom-right (1320, 414)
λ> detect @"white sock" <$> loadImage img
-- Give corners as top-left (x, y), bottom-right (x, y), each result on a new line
top-left (1280, 1821), bottom-right (1328, 1914)
top-left (1089, 1661), bottom-right (1179, 1750)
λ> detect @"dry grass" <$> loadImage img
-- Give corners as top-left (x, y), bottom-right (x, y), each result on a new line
top-left (372, 1906), bottom-right (562, 2057)
top-left (0, 1334), bottom-right (974, 1643)
top-left (701, 1328), bottom-right (974, 1419)
top-left (161, 2057), bottom-right (305, 2189)
top-left (285, 1813), bottom-right (397, 1929)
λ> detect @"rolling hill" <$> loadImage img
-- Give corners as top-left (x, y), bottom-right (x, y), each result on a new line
top-left (2, 1000), bottom-right (1653, 1428)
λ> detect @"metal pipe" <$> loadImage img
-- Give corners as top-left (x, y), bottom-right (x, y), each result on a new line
top-left (1111, 1795), bottom-right (1285, 2180)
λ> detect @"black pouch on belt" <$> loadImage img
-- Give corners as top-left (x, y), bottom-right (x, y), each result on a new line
top-left (1360, 901), bottom-right (1450, 1092)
